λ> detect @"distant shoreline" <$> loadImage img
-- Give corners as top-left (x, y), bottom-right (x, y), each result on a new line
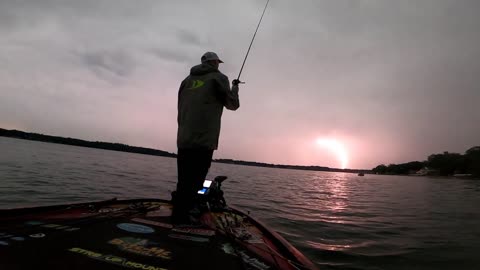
top-left (0, 128), bottom-right (370, 174)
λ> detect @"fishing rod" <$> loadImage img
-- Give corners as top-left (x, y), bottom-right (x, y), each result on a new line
top-left (235, 0), bottom-right (270, 85)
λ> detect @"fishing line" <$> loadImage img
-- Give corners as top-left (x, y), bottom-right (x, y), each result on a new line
top-left (236, 0), bottom-right (270, 83)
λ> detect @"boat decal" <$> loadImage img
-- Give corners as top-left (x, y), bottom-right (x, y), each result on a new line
top-left (25, 221), bottom-right (44, 226)
top-left (68, 247), bottom-right (167, 270)
top-left (98, 207), bottom-right (120, 213)
top-left (117, 223), bottom-right (155, 234)
top-left (238, 250), bottom-right (271, 270)
top-left (172, 227), bottom-right (215, 236)
top-left (168, 233), bottom-right (210, 243)
top-left (41, 223), bottom-right (62, 229)
top-left (108, 237), bottom-right (171, 260)
top-left (246, 238), bottom-right (264, 244)
top-left (64, 227), bottom-right (80, 232)
top-left (131, 218), bottom-right (173, 229)
top-left (29, 233), bottom-right (46, 238)
top-left (221, 243), bottom-right (236, 255)
top-left (231, 227), bottom-right (263, 243)
top-left (40, 223), bottom-right (80, 232)
top-left (146, 208), bottom-right (172, 217)
top-left (214, 213), bottom-right (246, 229)
top-left (138, 202), bottom-right (165, 208)
top-left (220, 244), bottom-right (270, 269)
top-left (0, 233), bottom-right (14, 239)
top-left (98, 208), bottom-right (112, 213)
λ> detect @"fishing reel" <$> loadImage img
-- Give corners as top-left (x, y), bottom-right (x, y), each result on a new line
top-left (232, 79), bottom-right (244, 86)
top-left (197, 175), bottom-right (228, 212)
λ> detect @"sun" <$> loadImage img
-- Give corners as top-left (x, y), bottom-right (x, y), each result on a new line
top-left (316, 138), bottom-right (349, 169)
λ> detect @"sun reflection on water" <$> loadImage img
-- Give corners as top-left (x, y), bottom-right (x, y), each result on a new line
top-left (299, 172), bottom-right (352, 224)
top-left (323, 175), bottom-right (350, 213)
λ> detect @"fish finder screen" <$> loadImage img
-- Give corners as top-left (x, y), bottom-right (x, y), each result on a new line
top-left (198, 188), bottom-right (208, 195)
top-left (203, 180), bottom-right (212, 188)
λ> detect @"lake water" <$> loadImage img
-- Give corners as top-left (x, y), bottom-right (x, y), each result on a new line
top-left (1, 136), bottom-right (480, 270)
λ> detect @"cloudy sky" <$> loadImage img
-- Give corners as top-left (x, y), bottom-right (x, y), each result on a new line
top-left (1, 0), bottom-right (479, 169)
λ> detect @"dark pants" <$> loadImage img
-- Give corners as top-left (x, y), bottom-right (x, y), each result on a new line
top-left (172, 148), bottom-right (214, 223)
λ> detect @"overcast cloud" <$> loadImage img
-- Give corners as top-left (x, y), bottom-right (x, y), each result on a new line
top-left (1, 0), bottom-right (479, 169)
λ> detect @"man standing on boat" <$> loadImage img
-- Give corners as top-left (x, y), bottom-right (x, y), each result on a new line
top-left (173, 51), bottom-right (240, 224)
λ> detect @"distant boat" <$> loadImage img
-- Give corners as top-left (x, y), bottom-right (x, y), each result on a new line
top-left (413, 167), bottom-right (435, 176)
top-left (358, 172), bottom-right (365, 176)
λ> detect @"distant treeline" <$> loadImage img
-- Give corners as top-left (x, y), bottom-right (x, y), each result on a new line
top-left (0, 128), bottom-right (371, 174)
top-left (0, 128), bottom-right (176, 158)
top-left (372, 147), bottom-right (480, 177)
top-left (215, 159), bottom-right (370, 174)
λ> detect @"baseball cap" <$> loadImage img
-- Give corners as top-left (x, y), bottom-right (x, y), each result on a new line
top-left (201, 52), bottom-right (224, 63)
